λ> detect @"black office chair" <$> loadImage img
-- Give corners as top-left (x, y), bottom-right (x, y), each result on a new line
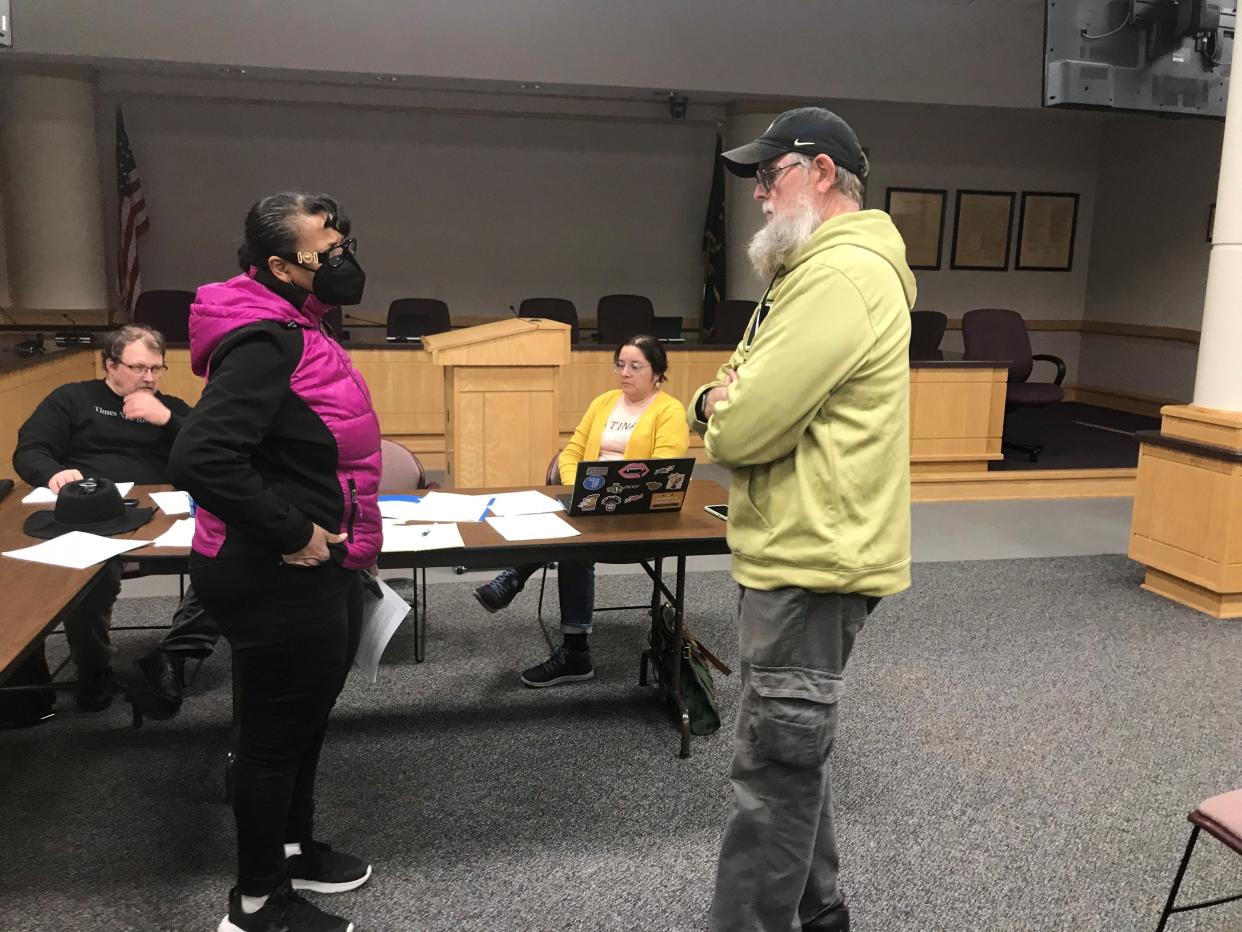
top-left (386, 299), bottom-right (451, 340)
top-left (133, 290), bottom-right (194, 343)
top-left (909, 310), bottom-right (948, 361)
top-left (595, 294), bottom-right (655, 344)
top-left (961, 308), bottom-right (1066, 462)
top-left (519, 297), bottom-right (579, 343)
top-left (707, 300), bottom-right (757, 345)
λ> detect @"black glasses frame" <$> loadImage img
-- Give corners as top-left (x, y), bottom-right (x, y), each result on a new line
top-left (755, 160), bottom-right (806, 193)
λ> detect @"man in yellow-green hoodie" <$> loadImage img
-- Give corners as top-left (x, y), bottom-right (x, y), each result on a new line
top-left (690, 107), bottom-right (916, 932)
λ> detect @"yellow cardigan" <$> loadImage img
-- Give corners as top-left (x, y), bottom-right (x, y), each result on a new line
top-left (559, 389), bottom-right (690, 484)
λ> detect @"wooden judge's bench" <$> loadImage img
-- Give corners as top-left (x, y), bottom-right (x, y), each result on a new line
top-left (0, 323), bottom-right (1008, 486)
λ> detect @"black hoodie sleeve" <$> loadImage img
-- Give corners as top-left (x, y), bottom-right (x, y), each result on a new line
top-left (157, 392), bottom-right (193, 440)
top-left (168, 329), bottom-right (315, 554)
top-left (13, 386), bottom-right (76, 488)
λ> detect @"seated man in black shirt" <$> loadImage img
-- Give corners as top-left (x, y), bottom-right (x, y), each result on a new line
top-left (12, 324), bottom-right (218, 715)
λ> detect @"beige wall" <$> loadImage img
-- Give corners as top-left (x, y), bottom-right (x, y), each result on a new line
top-left (11, 0), bottom-right (1043, 110)
top-left (93, 89), bottom-right (719, 326)
top-left (1078, 112), bottom-right (1224, 401)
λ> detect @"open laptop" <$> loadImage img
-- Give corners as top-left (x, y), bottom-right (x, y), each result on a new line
top-left (559, 457), bottom-right (695, 516)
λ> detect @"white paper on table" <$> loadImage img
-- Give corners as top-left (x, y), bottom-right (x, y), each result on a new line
top-left (381, 522), bottom-right (465, 553)
top-left (405, 491), bottom-right (496, 523)
top-left (353, 577), bottom-right (412, 683)
top-left (378, 499), bottom-right (425, 522)
top-left (153, 518), bottom-right (195, 548)
top-left (149, 491), bottom-right (193, 516)
top-left (22, 482), bottom-right (134, 504)
top-left (485, 490), bottom-right (565, 517)
top-left (1, 531), bottom-right (151, 570)
top-left (486, 512), bottom-right (581, 542)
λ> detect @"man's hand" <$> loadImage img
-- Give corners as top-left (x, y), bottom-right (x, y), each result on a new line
top-left (704, 368), bottom-right (738, 419)
top-left (48, 469), bottom-right (84, 492)
top-left (123, 390), bottom-right (172, 426)
top-left (282, 523), bottom-right (348, 567)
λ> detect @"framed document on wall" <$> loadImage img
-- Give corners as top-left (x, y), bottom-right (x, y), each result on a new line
top-left (950, 190), bottom-right (1015, 271)
top-left (1015, 191), bottom-right (1079, 271)
top-left (885, 188), bottom-right (946, 270)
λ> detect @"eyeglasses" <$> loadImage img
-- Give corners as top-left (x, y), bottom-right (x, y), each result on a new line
top-left (287, 237), bottom-right (358, 269)
top-left (613, 361), bottom-right (650, 373)
top-left (755, 160), bottom-right (805, 193)
top-left (115, 362), bottom-right (168, 376)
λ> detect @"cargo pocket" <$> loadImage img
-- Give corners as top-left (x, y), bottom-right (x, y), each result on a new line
top-left (748, 664), bottom-right (844, 770)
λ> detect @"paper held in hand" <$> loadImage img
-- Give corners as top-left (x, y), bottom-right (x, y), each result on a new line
top-left (353, 577), bottom-right (411, 683)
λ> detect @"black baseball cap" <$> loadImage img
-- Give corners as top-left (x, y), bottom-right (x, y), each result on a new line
top-left (721, 107), bottom-right (867, 179)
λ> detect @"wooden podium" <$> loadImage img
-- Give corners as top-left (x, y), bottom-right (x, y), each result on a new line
top-left (422, 318), bottom-right (571, 487)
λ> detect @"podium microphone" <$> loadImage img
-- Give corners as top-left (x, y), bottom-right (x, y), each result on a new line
top-left (55, 312), bottom-right (95, 346)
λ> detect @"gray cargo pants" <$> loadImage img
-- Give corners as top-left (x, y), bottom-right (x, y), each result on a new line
top-left (710, 585), bottom-right (868, 932)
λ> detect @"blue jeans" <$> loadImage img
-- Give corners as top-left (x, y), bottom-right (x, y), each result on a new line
top-left (511, 560), bottom-right (596, 635)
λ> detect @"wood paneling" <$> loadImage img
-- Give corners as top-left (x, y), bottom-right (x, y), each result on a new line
top-left (7, 345), bottom-right (1009, 485)
top-left (909, 365), bottom-right (1007, 471)
top-left (912, 467), bottom-right (1136, 502)
top-left (0, 351), bottom-right (97, 481)
top-left (1129, 413), bottom-right (1242, 618)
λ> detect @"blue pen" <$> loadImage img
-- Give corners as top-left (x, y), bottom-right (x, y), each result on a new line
top-left (479, 497), bottom-right (495, 521)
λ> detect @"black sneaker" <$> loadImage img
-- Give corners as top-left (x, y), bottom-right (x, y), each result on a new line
top-left (218, 880), bottom-right (353, 932)
top-left (287, 841), bottom-right (372, 894)
top-left (126, 651), bottom-right (185, 720)
top-left (76, 666), bottom-right (114, 712)
top-left (473, 569), bottom-right (524, 613)
top-left (520, 646), bottom-right (594, 688)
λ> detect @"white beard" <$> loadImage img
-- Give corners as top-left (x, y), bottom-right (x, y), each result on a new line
top-left (747, 194), bottom-right (824, 281)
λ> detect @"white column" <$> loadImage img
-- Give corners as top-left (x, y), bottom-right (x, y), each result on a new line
top-left (0, 73), bottom-right (109, 313)
top-left (1193, 80), bottom-right (1242, 410)
top-left (724, 111), bottom-right (778, 303)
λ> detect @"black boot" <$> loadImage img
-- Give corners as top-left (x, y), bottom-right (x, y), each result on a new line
top-left (127, 651), bottom-right (185, 720)
top-left (76, 666), bottom-right (115, 712)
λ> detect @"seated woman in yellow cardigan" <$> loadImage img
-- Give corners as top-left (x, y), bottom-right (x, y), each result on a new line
top-left (474, 334), bottom-right (689, 687)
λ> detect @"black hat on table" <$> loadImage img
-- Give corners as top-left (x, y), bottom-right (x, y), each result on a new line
top-left (721, 107), bottom-right (867, 178)
top-left (23, 477), bottom-right (153, 540)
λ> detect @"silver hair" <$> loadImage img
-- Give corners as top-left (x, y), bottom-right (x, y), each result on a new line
top-left (789, 151), bottom-right (866, 206)
top-left (102, 323), bottom-right (166, 364)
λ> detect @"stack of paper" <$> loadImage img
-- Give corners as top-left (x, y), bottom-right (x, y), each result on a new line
top-left (381, 522), bottom-right (465, 553)
top-left (22, 482), bottom-right (134, 505)
top-left (153, 518), bottom-right (196, 548)
top-left (486, 512), bottom-right (580, 542)
top-left (410, 491), bottom-right (497, 522)
top-left (486, 490), bottom-right (565, 517)
top-left (353, 577), bottom-right (412, 683)
top-left (149, 491), bottom-right (193, 516)
top-left (2, 531), bottom-right (151, 569)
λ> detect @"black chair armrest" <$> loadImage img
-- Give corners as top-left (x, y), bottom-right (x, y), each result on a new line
top-left (1032, 353), bottom-right (1066, 386)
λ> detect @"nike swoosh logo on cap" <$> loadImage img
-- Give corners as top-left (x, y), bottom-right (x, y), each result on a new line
top-left (793, 139), bottom-right (817, 146)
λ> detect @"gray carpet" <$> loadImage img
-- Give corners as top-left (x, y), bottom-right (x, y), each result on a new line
top-left (3, 555), bottom-right (1242, 932)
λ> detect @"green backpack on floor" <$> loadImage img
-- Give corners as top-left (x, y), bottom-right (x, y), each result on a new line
top-left (647, 602), bottom-right (732, 736)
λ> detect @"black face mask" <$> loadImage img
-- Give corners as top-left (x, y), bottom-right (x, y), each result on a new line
top-left (310, 252), bottom-right (366, 306)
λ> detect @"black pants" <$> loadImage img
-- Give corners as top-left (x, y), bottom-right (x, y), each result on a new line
top-left (190, 554), bottom-right (361, 896)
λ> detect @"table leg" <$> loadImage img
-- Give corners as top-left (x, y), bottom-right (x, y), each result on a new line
top-left (670, 555), bottom-right (690, 759)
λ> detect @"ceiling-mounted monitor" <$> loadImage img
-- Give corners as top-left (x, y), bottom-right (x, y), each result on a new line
top-left (1044, 0), bottom-right (1235, 117)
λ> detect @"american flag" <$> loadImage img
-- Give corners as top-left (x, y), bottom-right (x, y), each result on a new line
top-left (115, 108), bottom-right (149, 319)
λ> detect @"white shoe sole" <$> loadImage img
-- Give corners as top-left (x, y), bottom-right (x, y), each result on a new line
top-left (291, 863), bottom-right (373, 893)
top-left (220, 914), bottom-right (355, 931)
top-left (520, 670), bottom-right (594, 688)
